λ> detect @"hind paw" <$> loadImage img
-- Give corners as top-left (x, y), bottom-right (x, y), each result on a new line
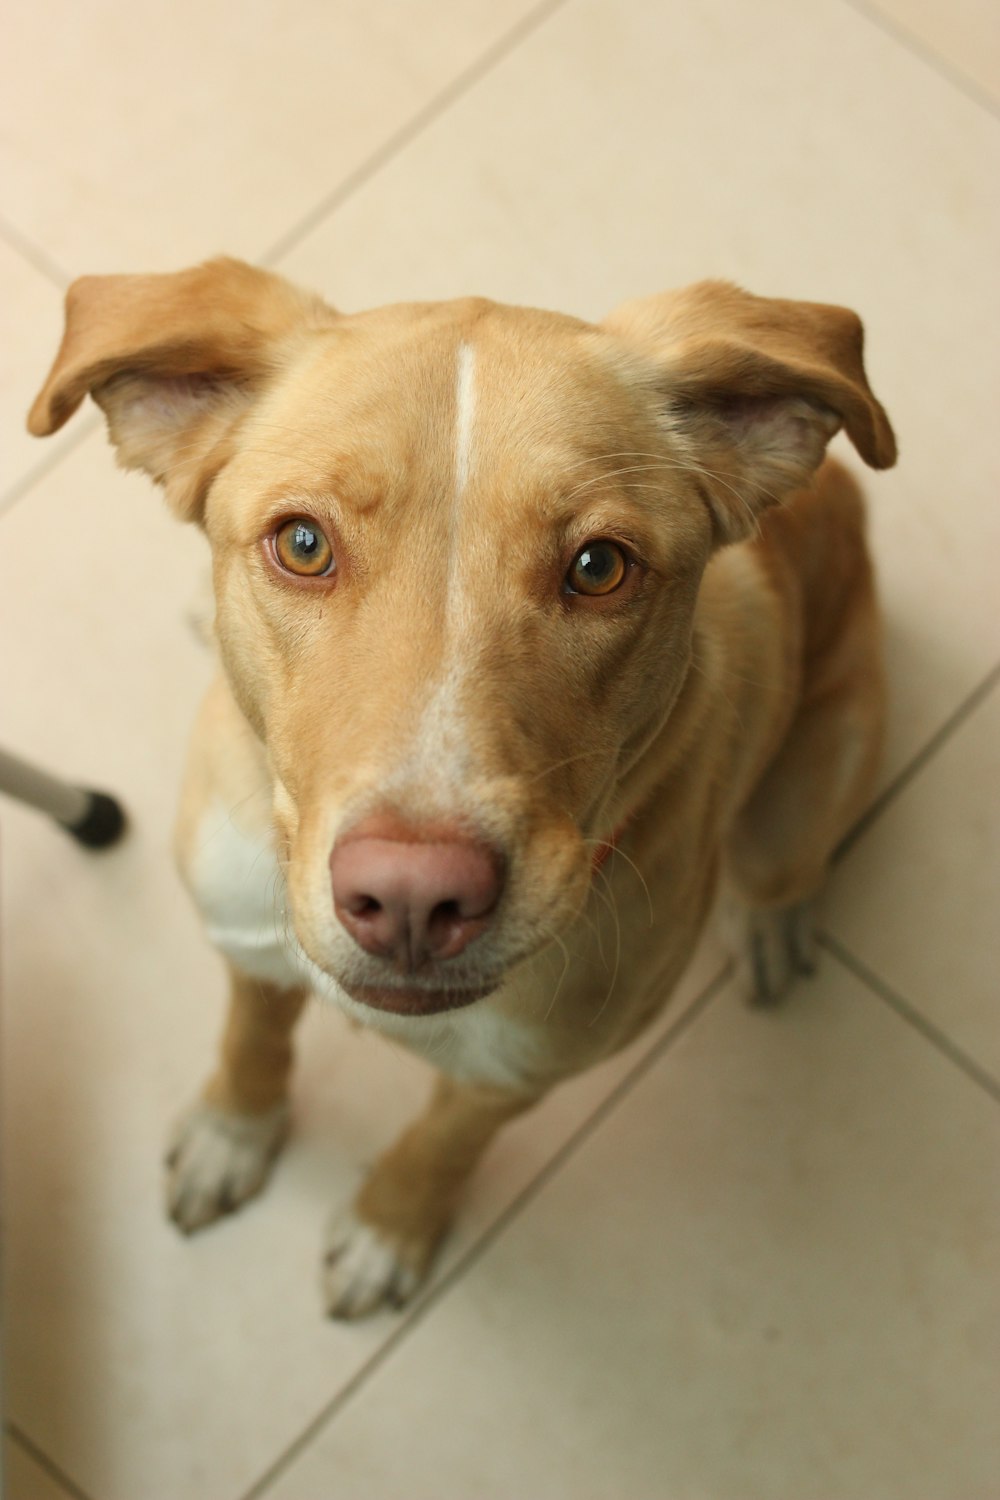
top-left (735, 900), bottom-right (817, 1006)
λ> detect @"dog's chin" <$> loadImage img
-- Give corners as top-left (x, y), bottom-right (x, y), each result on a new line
top-left (338, 979), bottom-right (498, 1018)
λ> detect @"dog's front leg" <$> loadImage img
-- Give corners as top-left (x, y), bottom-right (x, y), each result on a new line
top-left (323, 1074), bottom-right (537, 1319)
top-left (165, 966), bottom-right (307, 1233)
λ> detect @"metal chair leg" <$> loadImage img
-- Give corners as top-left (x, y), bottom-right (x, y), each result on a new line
top-left (0, 746), bottom-right (127, 848)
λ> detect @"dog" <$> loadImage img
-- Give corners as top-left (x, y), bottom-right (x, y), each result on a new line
top-left (29, 259), bottom-right (895, 1317)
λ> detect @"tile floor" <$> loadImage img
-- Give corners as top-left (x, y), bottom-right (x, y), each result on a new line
top-left (1, 1), bottom-right (997, 1496)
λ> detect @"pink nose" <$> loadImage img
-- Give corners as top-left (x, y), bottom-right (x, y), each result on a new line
top-left (329, 820), bottom-right (504, 971)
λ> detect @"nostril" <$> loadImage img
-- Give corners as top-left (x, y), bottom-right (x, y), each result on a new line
top-left (349, 894), bottom-right (383, 918)
top-left (426, 894), bottom-right (492, 963)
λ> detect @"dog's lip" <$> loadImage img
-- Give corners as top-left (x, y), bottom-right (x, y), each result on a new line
top-left (342, 980), bottom-right (496, 1017)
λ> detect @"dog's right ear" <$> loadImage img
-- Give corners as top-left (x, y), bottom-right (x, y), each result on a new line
top-left (28, 257), bottom-right (336, 522)
top-left (602, 281), bottom-right (896, 544)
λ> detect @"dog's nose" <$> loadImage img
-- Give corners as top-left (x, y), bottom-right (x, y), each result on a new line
top-left (329, 822), bottom-right (503, 970)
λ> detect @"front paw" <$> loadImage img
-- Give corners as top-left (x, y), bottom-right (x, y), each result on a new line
top-left (165, 1100), bottom-right (289, 1233)
top-left (321, 1205), bottom-right (440, 1320)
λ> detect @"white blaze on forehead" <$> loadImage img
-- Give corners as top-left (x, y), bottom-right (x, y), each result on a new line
top-left (454, 340), bottom-right (477, 498)
top-left (390, 340), bottom-right (480, 806)
top-left (447, 340), bottom-right (477, 634)
top-left (381, 659), bottom-right (474, 811)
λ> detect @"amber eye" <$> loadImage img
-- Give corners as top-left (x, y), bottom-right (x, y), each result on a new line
top-left (273, 518), bottom-right (334, 578)
top-left (565, 541), bottom-right (628, 597)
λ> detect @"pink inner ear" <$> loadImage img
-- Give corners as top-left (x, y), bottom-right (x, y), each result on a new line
top-left (670, 392), bottom-right (846, 546)
top-left (113, 372), bottom-right (233, 425)
top-left (93, 367), bottom-right (250, 523)
top-left (711, 393), bottom-right (841, 448)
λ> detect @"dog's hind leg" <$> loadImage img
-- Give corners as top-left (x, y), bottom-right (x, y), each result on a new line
top-left (725, 620), bottom-right (885, 1005)
top-left (165, 968), bottom-right (307, 1232)
top-left (323, 1074), bottom-right (537, 1319)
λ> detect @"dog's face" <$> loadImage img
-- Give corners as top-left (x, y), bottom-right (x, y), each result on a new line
top-left (205, 301), bottom-right (712, 1008)
top-left (29, 261), bottom-right (894, 1015)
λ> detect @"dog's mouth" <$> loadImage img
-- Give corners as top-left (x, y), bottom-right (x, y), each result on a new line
top-left (339, 979), bottom-right (498, 1017)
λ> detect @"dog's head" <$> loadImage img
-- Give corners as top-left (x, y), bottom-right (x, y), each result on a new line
top-left (30, 259), bottom-right (894, 1015)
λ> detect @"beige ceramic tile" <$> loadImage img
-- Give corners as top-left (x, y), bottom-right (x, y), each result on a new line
top-left (282, 0), bottom-right (1000, 791)
top-left (266, 963), bottom-right (1000, 1500)
top-left (0, 0), bottom-right (542, 274)
top-left (825, 681), bottom-right (1000, 1081)
top-left (0, 421), bottom-right (724, 1498)
top-left (0, 237), bottom-right (71, 500)
top-left (862, 0), bottom-right (1000, 107)
top-left (2, 1438), bottom-right (79, 1500)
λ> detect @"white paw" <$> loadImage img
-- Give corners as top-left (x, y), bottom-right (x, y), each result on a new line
top-left (165, 1100), bottom-right (289, 1233)
top-left (736, 901), bottom-right (817, 1005)
top-left (321, 1207), bottom-right (429, 1320)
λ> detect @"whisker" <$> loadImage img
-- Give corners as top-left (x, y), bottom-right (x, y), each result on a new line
top-left (194, 781), bottom-right (273, 853)
top-left (605, 843), bottom-right (655, 927)
top-left (587, 865), bottom-right (622, 1028)
top-left (524, 747), bottom-right (604, 787)
top-left (540, 928), bottom-right (572, 1023)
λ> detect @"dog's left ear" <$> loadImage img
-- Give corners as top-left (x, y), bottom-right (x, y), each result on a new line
top-left (602, 281), bottom-right (896, 543)
top-left (28, 257), bottom-right (336, 522)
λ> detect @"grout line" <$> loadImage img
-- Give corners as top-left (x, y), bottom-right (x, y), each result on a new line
top-left (259, 0), bottom-right (571, 268)
top-left (819, 932), bottom-right (1000, 1103)
top-left (4, 1421), bottom-right (99, 1500)
top-left (240, 963), bottom-right (730, 1499)
top-left (835, 659), bottom-right (1000, 861)
top-left (837, 0), bottom-right (1000, 122)
top-left (0, 414), bottom-right (100, 519)
top-left (0, 213), bottom-right (71, 288)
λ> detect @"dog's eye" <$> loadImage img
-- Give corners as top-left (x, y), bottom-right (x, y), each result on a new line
top-left (273, 518), bottom-right (335, 578)
top-left (565, 541), bottom-right (628, 597)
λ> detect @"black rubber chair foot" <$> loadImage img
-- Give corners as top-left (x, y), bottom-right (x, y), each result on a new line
top-left (63, 790), bottom-right (127, 848)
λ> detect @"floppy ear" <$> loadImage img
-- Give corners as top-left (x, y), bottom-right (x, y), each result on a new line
top-left (602, 281), bottom-right (896, 543)
top-left (28, 257), bottom-right (335, 521)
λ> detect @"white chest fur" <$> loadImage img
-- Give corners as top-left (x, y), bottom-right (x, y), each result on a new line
top-left (186, 802), bottom-right (304, 989)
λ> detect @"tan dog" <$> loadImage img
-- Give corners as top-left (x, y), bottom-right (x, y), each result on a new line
top-left (29, 260), bottom-right (895, 1317)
